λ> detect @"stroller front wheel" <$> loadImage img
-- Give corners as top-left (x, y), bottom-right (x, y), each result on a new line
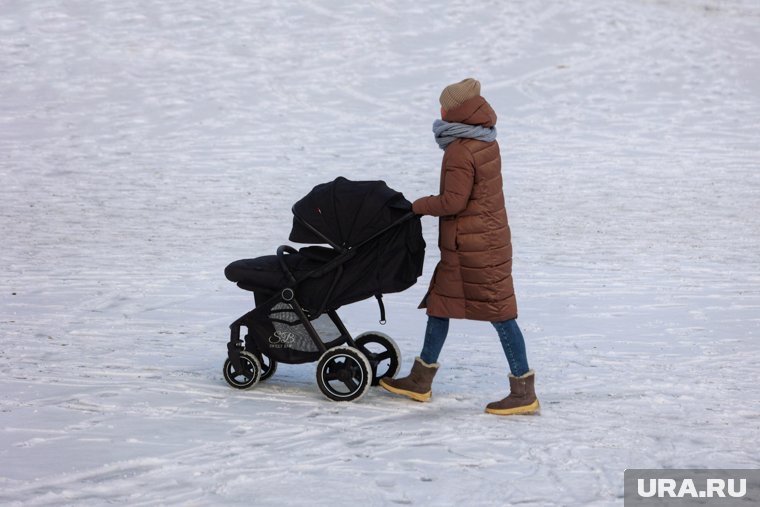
top-left (258, 353), bottom-right (277, 381)
top-left (223, 351), bottom-right (262, 389)
top-left (316, 346), bottom-right (371, 402)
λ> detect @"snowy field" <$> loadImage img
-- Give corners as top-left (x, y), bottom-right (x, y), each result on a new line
top-left (2, 0), bottom-right (760, 505)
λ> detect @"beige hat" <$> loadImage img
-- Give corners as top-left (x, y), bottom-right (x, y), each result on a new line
top-left (439, 78), bottom-right (481, 111)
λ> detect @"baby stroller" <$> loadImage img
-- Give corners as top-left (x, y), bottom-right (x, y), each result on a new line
top-left (223, 177), bottom-right (425, 401)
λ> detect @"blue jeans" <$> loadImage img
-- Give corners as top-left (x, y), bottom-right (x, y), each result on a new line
top-left (419, 316), bottom-right (530, 377)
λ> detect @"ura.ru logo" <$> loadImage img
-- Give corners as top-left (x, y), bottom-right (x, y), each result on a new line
top-left (638, 478), bottom-right (746, 499)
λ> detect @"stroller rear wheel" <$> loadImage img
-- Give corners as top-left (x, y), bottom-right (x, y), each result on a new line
top-left (316, 346), bottom-right (371, 401)
top-left (355, 332), bottom-right (401, 386)
top-left (223, 351), bottom-right (262, 389)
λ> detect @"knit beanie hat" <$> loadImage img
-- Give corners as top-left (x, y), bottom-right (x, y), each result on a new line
top-left (439, 78), bottom-right (481, 111)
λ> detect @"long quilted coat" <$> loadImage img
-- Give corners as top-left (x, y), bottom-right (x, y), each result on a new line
top-left (412, 95), bottom-right (517, 322)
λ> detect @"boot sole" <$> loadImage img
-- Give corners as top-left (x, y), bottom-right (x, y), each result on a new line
top-left (379, 379), bottom-right (431, 402)
top-left (485, 399), bottom-right (541, 416)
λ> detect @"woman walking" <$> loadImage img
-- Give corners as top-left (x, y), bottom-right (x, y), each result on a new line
top-left (379, 78), bottom-right (539, 416)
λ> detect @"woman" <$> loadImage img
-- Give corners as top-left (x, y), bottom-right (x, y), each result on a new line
top-left (379, 78), bottom-right (539, 416)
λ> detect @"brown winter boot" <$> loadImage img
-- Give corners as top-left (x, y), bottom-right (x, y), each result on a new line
top-left (379, 357), bottom-right (439, 402)
top-left (485, 370), bottom-right (540, 416)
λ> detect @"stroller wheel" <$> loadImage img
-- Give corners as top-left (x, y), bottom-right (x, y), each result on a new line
top-left (259, 353), bottom-right (278, 381)
top-left (355, 332), bottom-right (401, 386)
top-left (223, 351), bottom-right (262, 389)
top-left (316, 346), bottom-right (371, 402)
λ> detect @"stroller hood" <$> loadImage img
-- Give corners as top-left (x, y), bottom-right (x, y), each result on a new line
top-left (289, 177), bottom-right (412, 247)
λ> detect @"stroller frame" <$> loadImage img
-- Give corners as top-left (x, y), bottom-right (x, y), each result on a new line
top-left (224, 207), bottom-right (414, 401)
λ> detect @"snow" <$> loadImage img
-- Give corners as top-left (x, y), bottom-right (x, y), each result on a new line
top-left (2, 0), bottom-right (760, 505)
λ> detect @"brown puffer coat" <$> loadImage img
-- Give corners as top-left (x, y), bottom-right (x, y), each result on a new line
top-left (412, 96), bottom-right (517, 322)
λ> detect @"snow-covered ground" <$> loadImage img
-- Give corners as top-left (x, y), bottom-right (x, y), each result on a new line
top-left (2, 0), bottom-right (759, 505)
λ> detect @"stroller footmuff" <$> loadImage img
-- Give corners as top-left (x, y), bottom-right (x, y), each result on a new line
top-left (223, 177), bottom-right (425, 401)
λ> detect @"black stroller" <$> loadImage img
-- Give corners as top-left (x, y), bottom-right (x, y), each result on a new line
top-left (223, 177), bottom-right (425, 401)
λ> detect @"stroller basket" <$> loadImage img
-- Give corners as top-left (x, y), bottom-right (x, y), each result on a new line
top-left (246, 290), bottom-right (346, 364)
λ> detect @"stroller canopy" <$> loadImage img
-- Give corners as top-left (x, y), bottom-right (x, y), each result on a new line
top-left (290, 177), bottom-right (411, 248)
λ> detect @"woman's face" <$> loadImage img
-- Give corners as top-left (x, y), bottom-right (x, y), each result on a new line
top-left (441, 107), bottom-right (446, 118)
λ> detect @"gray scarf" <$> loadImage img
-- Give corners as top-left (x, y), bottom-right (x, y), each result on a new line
top-left (432, 119), bottom-right (497, 150)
